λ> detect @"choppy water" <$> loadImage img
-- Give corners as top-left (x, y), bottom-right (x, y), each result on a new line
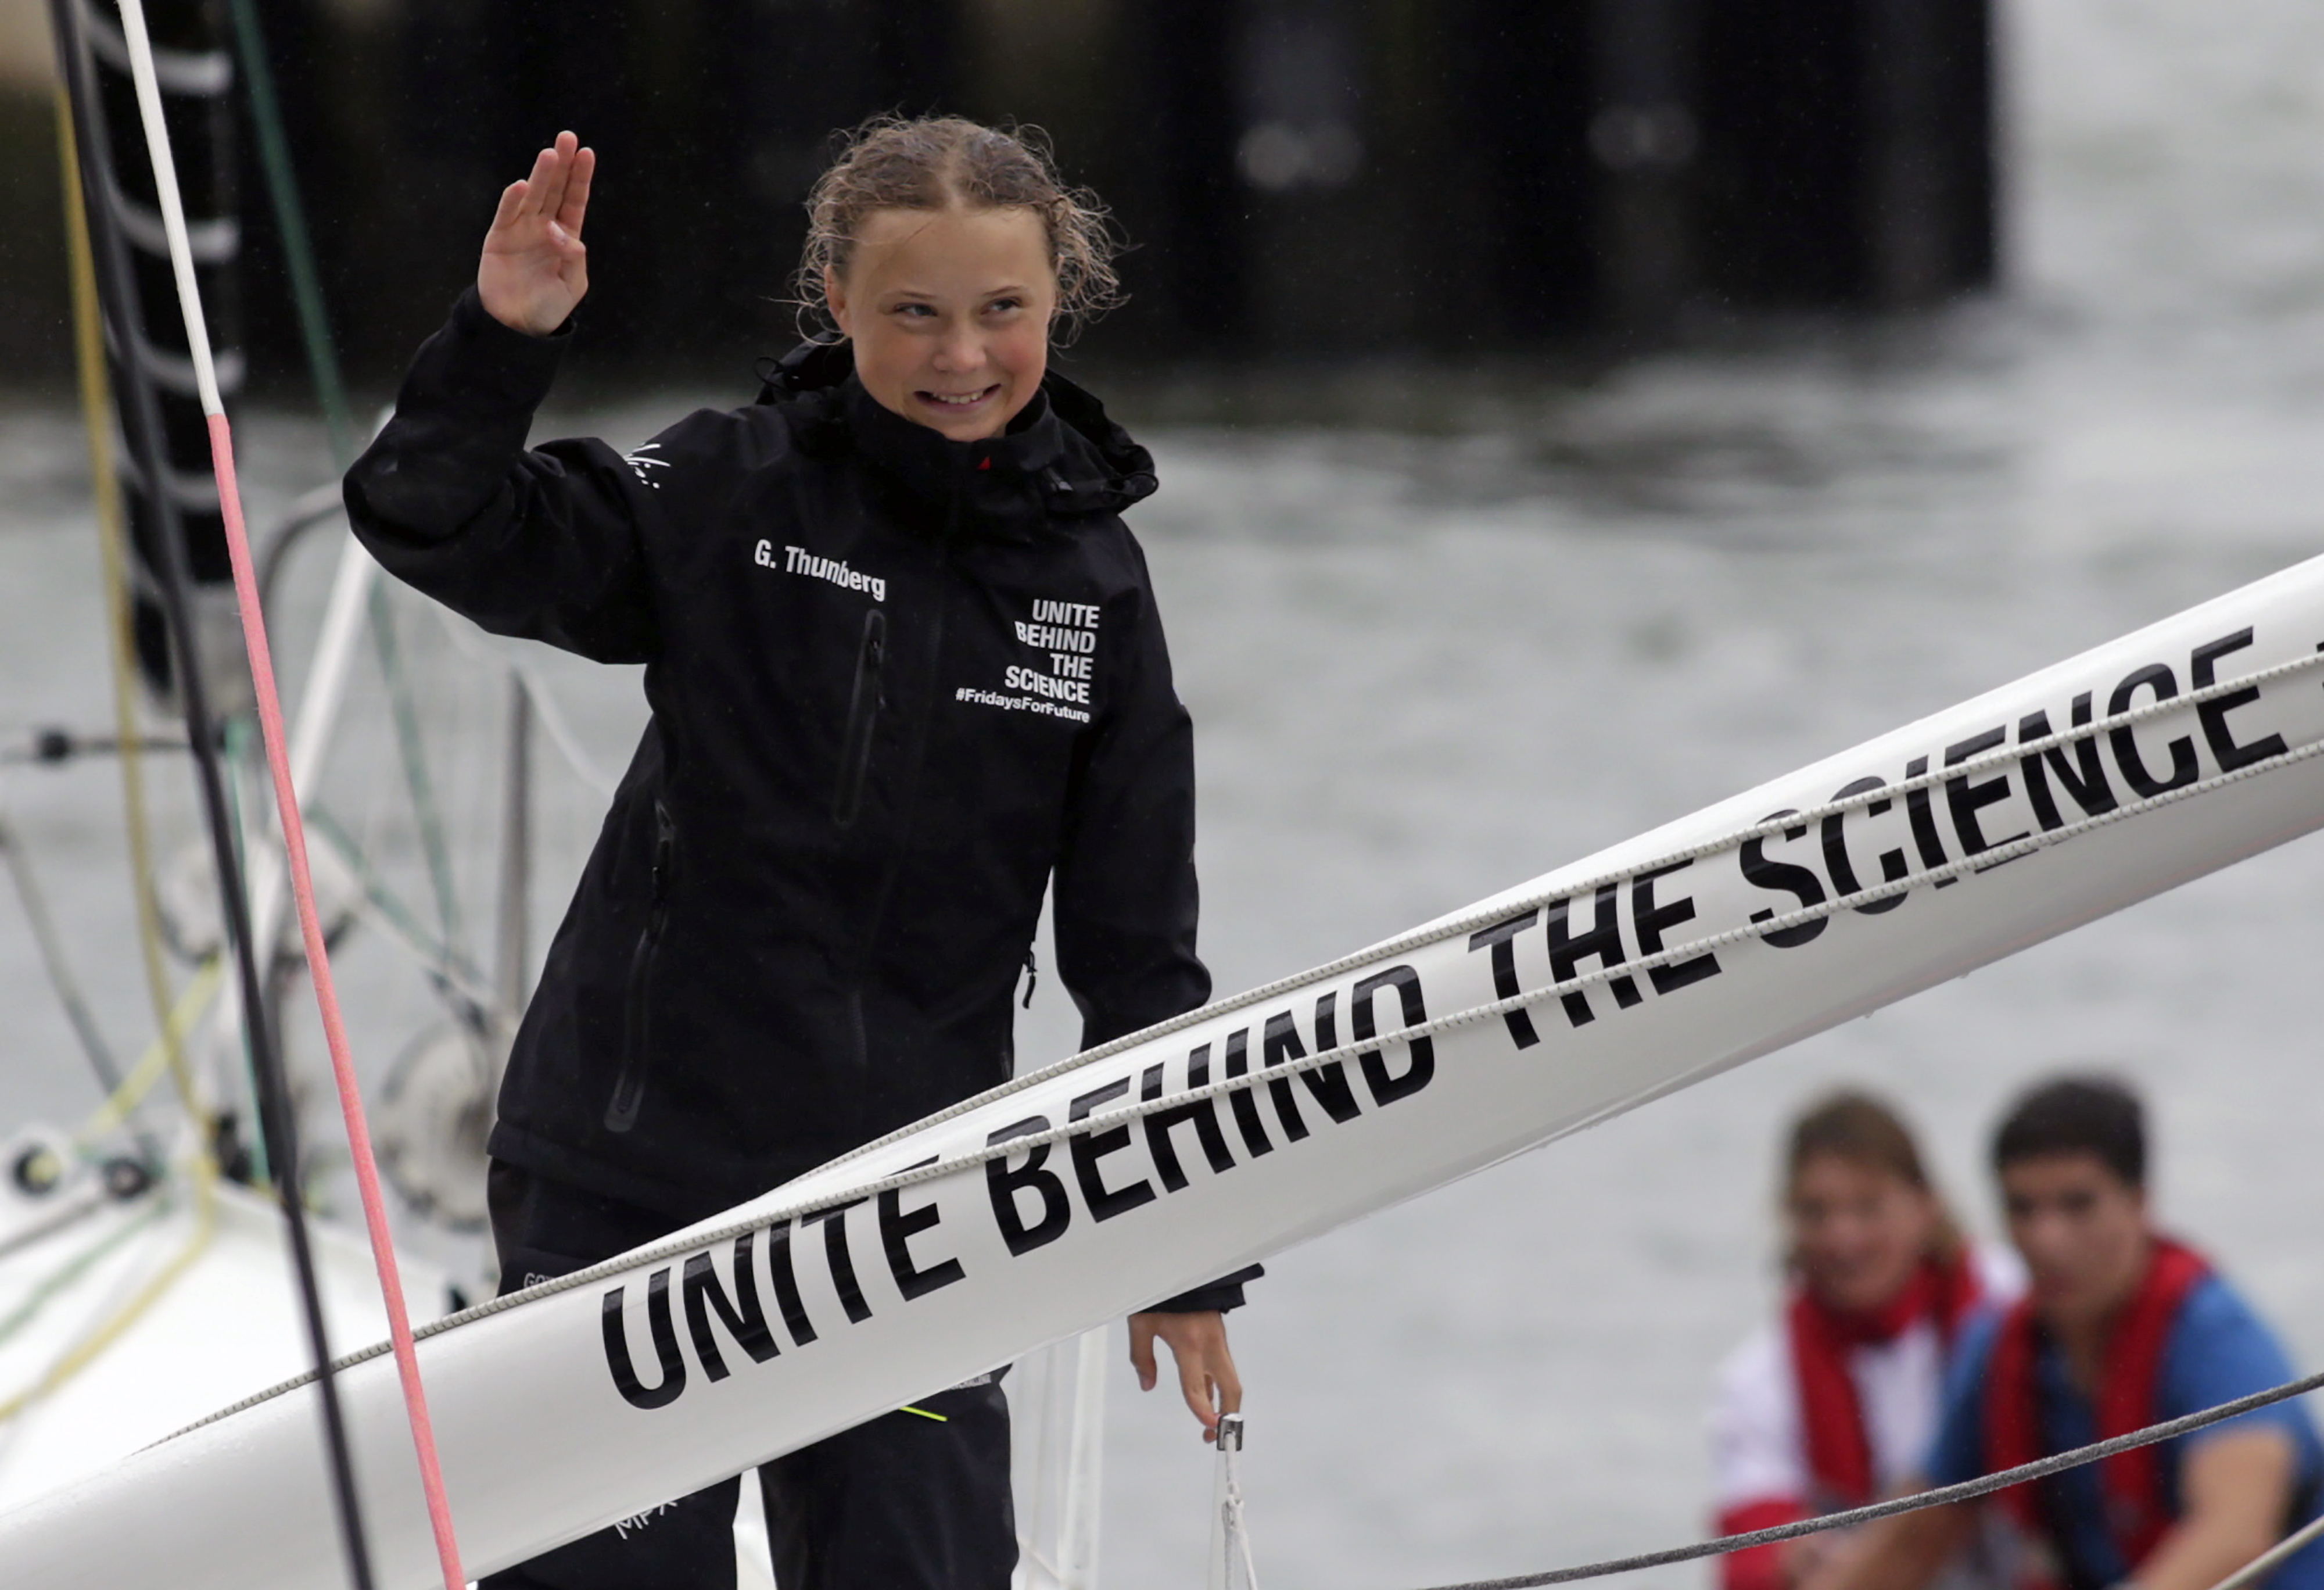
top-left (5, 1), bottom-right (2324, 1585)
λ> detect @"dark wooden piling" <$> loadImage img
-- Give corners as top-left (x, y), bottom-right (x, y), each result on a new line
top-left (8, 0), bottom-right (2000, 388)
top-left (1696, 0), bottom-right (1996, 310)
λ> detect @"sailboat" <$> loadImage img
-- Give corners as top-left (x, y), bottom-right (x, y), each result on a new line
top-left (13, 1), bottom-right (2324, 1587)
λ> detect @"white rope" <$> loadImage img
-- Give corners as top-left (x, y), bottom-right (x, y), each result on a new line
top-left (156, 684), bottom-right (2324, 1439)
top-left (2211, 1506), bottom-right (2324, 1590)
top-left (1208, 1414), bottom-right (1261, 1590)
top-left (107, 0), bottom-right (223, 419)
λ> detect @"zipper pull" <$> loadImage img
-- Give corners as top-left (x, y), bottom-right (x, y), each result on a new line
top-left (1021, 947), bottom-right (1038, 1009)
top-left (651, 801), bottom-right (675, 898)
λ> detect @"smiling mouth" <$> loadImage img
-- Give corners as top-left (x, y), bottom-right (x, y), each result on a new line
top-left (917, 385), bottom-right (1000, 411)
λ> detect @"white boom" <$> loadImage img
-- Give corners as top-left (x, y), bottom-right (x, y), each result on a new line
top-left (8, 554), bottom-right (2324, 1589)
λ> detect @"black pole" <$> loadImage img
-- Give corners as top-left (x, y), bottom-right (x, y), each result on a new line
top-left (48, 2), bottom-right (377, 1584)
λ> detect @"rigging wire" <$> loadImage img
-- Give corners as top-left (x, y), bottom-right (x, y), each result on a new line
top-left (224, 0), bottom-right (469, 962)
top-left (102, 0), bottom-right (467, 1582)
top-left (74, 959), bottom-right (226, 1149)
top-left (0, 810), bottom-right (135, 1117)
top-left (2212, 1506), bottom-right (2324, 1590)
top-left (44, 1), bottom-right (376, 1583)
top-left (0, 1008), bottom-right (228, 1430)
top-left (216, 718), bottom-right (272, 1187)
top-left (305, 806), bottom-right (498, 1027)
top-left (1397, 1370), bottom-right (2324, 1590)
top-left (0, 1184), bottom-right (105, 1267)
top-left (0, 1163), bottom-right (216, 1428)
top-left (55, 76), bottom-right (205, 1134)
top-left (0, 1195), bottom-right (170, 1353)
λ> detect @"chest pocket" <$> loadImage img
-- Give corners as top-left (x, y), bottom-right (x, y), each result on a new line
top-left (833, 607), bottom-right (886, 829)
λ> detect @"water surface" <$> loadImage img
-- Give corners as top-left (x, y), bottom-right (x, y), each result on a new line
top-left (2, 2), bottom-right (2322, 1585)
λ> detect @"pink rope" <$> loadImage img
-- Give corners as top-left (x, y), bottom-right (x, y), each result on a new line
top-left (206, 413), bottom-right (469, 1590)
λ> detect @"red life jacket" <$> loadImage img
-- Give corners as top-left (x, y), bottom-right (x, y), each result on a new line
top-left (1790, 1250), bottom-right (1986, 1506)
top-left (1722, 1253), bottom-right (1985, 1590)
top-left (1981, 1238), bottom-right (2211, 1577)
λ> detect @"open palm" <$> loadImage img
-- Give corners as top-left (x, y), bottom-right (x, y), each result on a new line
top-left (479, 130), bottom-right (596, 336)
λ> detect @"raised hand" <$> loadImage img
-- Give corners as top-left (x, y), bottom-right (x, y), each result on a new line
top-left (478, 131), bottom-right (596, 336)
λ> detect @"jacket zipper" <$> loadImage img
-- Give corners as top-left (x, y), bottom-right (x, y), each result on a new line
top-left (604, 799), bottom-right (676, 1133)
top-left (832, 607), bottom-right (887, 829)
top-left (850, 475), bottom-right (959, 973)
top-left (831, 464), bottom-right (969, 1118)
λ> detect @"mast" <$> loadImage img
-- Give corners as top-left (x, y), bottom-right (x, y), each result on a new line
top-left (78, 0), bottom-right (249, 717)
top-left (50, 1), bottom-right (383, 1582)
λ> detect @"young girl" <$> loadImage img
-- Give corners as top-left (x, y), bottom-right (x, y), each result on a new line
top-left (1709, 1092), bottom-right (2020, 1590)
top-left (347, 116), bottom-right (1256, 1590)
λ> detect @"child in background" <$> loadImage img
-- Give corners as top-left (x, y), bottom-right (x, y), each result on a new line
top-left (1711, 1091), bottom-right (2021, 1590)
top-left (1806, 1077), bottom-right (2324, 1590)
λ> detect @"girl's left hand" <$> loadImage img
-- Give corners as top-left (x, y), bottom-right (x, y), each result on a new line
top-left (478, 130), bottom-right (596, 336)
top-left (1128, 1309), bottom-right (1243, 1441)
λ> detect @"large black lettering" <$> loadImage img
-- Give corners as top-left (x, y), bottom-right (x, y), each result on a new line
top-left (602, 1269), bottom-right (686, 1410)
top-left (2108, 665), bottom-right (2199, 797)
top-left (1901, 757), bottom-right (1957, 888)
top-left (1265, 1001), bottom-right (1362, 1125)
top-left (880, 1157), bottom-right (966, 1299)
top-left (2190, 629), bottom-right (2287, 772)
top-left (1741, 811), bottom-right (1828, 947)
top-left (1943, 728), bottom-right (2029, 864)
top-left (1219, 1030), bottom-right (1274, 1158)
top-left (2018, 694), bottom-right (2117, 830)
top-left (1631, 860), bottom-right (1723, 991)
top-left (1351, 966), bottom-right (1434, 1105)
top-left (1545, 884), bottom-right (1641, 1027)
top-left (1822, 777), bottom-right (1910, 915)
top-left (682, 1235), bottom-right (779, 1381)
top-left (803, 1199), bottom-right (872, 1323)
top-left (985, 1117), bottom-right (1071, 1256)
top-left (1254, 1015), bottom-right (1311, 1141)
top-left (1465, 911), bottom-right (1541, 1048)
top-left (1068, 1080), bottom-right (1158, 1221)
top-left (761, 1220), bottom-right (816, 1345)
top-left (1141, 1055), bottom-right (1235, 1192)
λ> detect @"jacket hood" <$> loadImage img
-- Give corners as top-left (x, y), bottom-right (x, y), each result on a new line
top-left (756, 341), bottom-right (1157, 537)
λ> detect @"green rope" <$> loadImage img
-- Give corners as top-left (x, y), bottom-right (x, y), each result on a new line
top-left (221, 0), bottom-right (350, 459)
top-left (363, 582), bottom-right (467, 957)
top-left (224, 0), bottom-right (467, 959)
top-left (0, 1195), bottom-right (173, 1351)
top-left (307, 805), bottom-right (492, 1014)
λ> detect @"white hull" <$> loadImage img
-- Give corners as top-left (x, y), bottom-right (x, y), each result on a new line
top-left (0, 1160), bottom-right (447, 1517)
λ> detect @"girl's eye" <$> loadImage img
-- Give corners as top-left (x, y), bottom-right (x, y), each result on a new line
top-left (986, 298), bottom-right (1022, 314)
top-left (892, 302), bottom-right (936, 318)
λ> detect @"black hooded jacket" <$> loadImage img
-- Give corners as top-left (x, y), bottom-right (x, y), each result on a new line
top-left (346, 291), bottom-right (1255, 1308)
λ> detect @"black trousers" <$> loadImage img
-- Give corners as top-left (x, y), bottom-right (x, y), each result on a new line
top-left (481, 1162), bottom-right (1018, 1590)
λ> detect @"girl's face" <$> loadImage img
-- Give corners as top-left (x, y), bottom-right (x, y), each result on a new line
top-left (827, 205), bottom-right (1057, 442)
top-left (1786, 1154), bottom-right (1941, 1315)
